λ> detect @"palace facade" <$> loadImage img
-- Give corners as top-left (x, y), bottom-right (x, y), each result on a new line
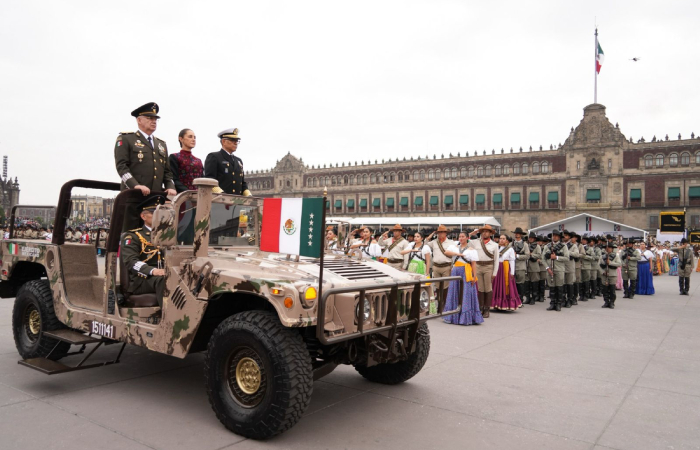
top-left (245, 104), bottom-right (700, 232)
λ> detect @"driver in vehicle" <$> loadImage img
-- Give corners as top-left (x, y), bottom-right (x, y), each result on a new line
top-left (120, 195), bottom-right (168, 306)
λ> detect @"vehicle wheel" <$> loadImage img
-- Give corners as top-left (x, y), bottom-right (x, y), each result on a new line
top-left (204, 310), bottom-right (313, 439)
top-left (12, 280), bottom-right (70, 361)
top-left (354, 323), bottom-right (430, 385)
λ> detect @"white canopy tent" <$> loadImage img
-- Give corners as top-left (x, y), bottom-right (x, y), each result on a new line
top-left (529, 213), bottom-right (647, 239)
top-left (327, 216), bottom-right (501, 231)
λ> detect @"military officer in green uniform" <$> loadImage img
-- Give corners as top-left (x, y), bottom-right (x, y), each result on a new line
top-left (114, 102), bottom-right (176, 196)
top-left (204, 128), bottom-right (251, 196)
top-left (120, 195), bottom-right (167, 307)
top-left (671, 238), bottom-right (695, 295)
top-left (544, 230), bottom-right (569, 311)
top-left (599, 241), bottom-right (622, 309)
top-left (621, 238), bottom-right (641, 299)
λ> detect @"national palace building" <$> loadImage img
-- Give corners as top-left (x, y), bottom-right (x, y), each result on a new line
top-left (244, 104), bottom-right (700, 232)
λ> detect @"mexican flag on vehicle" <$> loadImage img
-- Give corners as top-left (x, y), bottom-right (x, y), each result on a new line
top-left (260, 198), bottom-right (325, 257)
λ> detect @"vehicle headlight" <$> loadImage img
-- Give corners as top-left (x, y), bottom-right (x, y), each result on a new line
top-left (420, 290), bottom-right (430, 310)
top-left (300, 286), bottom-right (317, 307)
top-left (355, 298), bottom-right (371, 322)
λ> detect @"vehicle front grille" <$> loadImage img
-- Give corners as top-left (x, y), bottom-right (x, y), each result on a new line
top-left (322, 259), bottom-right (391, 280)
top-left (354, 289), bottom-right (414, 326)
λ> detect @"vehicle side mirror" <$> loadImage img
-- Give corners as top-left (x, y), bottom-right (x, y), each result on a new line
top-left (151, 204), bottom-right (178, 247)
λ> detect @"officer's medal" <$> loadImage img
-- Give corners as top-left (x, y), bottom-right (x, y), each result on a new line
top-left (138, 150), bottom-right (144, 162)
top-left (158, 142), bottom-right (166, 156)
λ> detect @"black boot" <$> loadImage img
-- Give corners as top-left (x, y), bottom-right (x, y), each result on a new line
top-left (529, 281), bottom-right (538, 304)
top-left (579, 282), bottom-right (587, 302)
top-left (573, 282), bottom-right (579, 303)
top-left (563, 284), bottom-right (572, 308)
top-left (516, 283), bottom-right (525, 305)
top-left (601, 284), bottom-right (610, 308)
top-left (587, 280), bottom-right (596, 299)
top-left (571, 284), bottom-right (578, 305)
top-left (629, 280), bottom-right (636, 299)
top-left (555, 286), bottom-right (562, 311)
top-left (685, 277), bottom-right (691, 295)
top-left (547, 285), bottom-right (557, 311)
top-left (597, 278), bottom-right (603, 296)
top-left (609, 285), bottom-right (616, 309)
top-left (679, 277), bottom-right (685, 295)
top-left (539, 280), bottom-right (546, 301)
top-left (622, 280), bottom-right (629, 298)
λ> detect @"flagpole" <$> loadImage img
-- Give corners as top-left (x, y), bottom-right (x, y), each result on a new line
top-left (594, 28), bottom-right (598, 104)
top-left (317, 187), bottom-right (328, 307)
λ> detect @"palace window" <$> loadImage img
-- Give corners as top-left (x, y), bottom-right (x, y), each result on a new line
top-left (644, 155), bottom-right (653, 167)
top-left (420, 170), bottom-right (425, 181)
top-left (343, 175), bottom-right (348, 185)
top-left (696, 152), bottom-right (700, 164)
top-left (370, 174), bottom-right (376, 184)
top-left (503, 164), bottom-right (510, 175)
top-left (468, 166), bottom-right (475, 177)
top-left (460, 167), bottom-right (467, 178)
top-left (655, 154), bottom-right (664, 167)
top-left (681, 152), bottom-right (690, 166)
top-left (542, 161), bottom-right (549, 173)
top-left (532, 162), bottom-right (540, 174)
top-left (451, 168), bottom-right (457, 178)
top-left (428, 169), bottom-right (434, 180)
top-left (513, 164), bottom-right (520, 175)
top-left (435, 169), bottom-right (441, 180)
top-left (485, 165), bottom-right (492, 176)
top-left (389, 172), bottom-right (395, 182)
top-left (362, 174), bottom-right (368, 184)
top-left (669, 153), bottom-right (678, 167)
top-left (331, 176), bottom-right (337, 186)
top-left (477, 166), bottom-right (484, 176)
top-left (522, 163), bottom-right (529, 174)
top-left (349, 175), bottom-right (355, 185)
top-left (413, 170), bottom-right (419, 181)
top-left (398, 172), bottom-right (403, 182)
top-left (495, 165), bottom-right (502, 176)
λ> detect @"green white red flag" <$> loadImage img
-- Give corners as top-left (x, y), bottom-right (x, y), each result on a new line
top-left (260, 198), bottom-right (324, 257)
top-left (596, 41), bottom-right (604, 73)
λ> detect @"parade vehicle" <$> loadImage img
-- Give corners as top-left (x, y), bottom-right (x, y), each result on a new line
top-left (0, 178), bottom-right (462, 439)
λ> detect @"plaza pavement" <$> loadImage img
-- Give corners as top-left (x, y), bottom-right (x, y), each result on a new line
top-left (0, 273), bottom-right (698, 450)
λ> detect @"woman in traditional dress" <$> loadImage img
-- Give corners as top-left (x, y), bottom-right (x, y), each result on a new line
top-left (663, 246), bottom-right (671, 273)
top-left (491, 234), bottom-right (522, 311)
top-left (636, 242), bottom-right (655, 295)
top-left (669, 250), bottom-right (679, 276)
top-left (348, 227), bottom-right (382, 260)
top-left (400, 231), bottom-right (432, 275)
top-left (443, 231), bottom-right (483, 325)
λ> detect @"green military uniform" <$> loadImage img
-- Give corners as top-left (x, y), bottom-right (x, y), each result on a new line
top-left (574, 239), bottom-right (587, 302)
top-left (120, 196), bottom-right (167, 307)
top-left (671, 240), bottom-right (695, 295)
top-left (580, 237), bottom-right (596, 300)
top-left (562, 231), bottom-right (579, 308)
top-left (537, 236), bottom-right (548, 302)
top-left (593, 237), bottom-right (604, 296)
top-left (526, 232), bottom-right (542, 304)
top-left (512, 228), bottom-right (531, 304)
top-left (599, 244), bottom-right (622, 309)
top-left (544, 230), bottom-right (569, 311)
top-left (114, 102), bottom-right (175, 193)
top-left (620, 239), bottom-right (641, 299)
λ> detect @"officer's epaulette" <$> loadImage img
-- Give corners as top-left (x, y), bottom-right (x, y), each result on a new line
top-left (128, 228), bottom-right (141, 232)
top-left (154, 136), bottom-right (165, 143)
top-left (118, 131), bottom-right (135, 136)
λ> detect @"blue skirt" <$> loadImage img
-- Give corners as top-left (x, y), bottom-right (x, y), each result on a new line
top-left (636, 261), bottom-right (655, 295)
top-left (444, 265), bottom-right (483, 326)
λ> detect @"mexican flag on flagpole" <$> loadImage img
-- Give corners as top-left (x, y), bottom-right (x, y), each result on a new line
top-left (596, 41), bottom-right (604, 73)
top-left (260, 198), bottom-right (325, 257)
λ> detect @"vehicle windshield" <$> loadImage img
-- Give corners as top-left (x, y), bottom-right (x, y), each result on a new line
top-left (176, 197), bottom-right (260, 248)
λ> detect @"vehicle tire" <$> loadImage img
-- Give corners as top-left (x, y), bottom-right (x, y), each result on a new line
top-left (354, 323), bottom-right (430, 385)
top-left (12, 280), bottom-right (70, 361)
top-left (204, 310), bottom-right (313, 439)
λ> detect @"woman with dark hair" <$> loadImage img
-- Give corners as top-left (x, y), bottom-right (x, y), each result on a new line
top-left (169, 129), bottom-right (203, 193)
top-left (401, 231), bottom-right (432, 275)
top-left (443, 231), bottom-right (482, 325)
top-left (491, 234), bottom-right (522, 311)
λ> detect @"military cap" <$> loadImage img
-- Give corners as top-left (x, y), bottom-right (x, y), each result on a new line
top-left (606, 241), bottom-right (617, 249)
top-left (136, 195), bottom-right (167, 212)
top-left (681, 238), bottom-right (689, 244)
top-left (528, 231), bottom-right (537, 239)
top-left (580, 235), bottom-right (589, 241)
top-left (562, 229), bottom-right (571, 236)
top-left (513, 227), bottom-right (527, 235)
top-left (218, 128), bottom-right (241, 141)
top-left (551, 229), bottom-right (562, 236)
top-left (131, 102), bottom-right (160, 119)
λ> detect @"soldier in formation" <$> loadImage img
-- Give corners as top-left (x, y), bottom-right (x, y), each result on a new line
top-left (511, 227), bottom-right (531, 305)
top-left (525, 231), bottom-right (542, 304)
top-left (427, 225), bottom-right (455, 304)
top-left (579, 235), bottom-right (596, 300)
top-left (671, 238), bottom-right (694, 295)
top-left (620, 238), bottom-right (641, 299)
top-left (562, 230), bottom-right (579, 308)
top-left (544, 230), bottom-right (569, 311)
top-left (600, 241), bottom-right (622, 309)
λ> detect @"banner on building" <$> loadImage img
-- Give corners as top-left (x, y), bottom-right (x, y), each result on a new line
top-left (659, 211), bottom-right (685, 234)
top-left (690, 232), bottom-right (700, 244)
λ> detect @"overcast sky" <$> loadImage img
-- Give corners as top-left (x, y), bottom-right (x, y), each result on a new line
top-left (2, 0), bottom-right (698, 205)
